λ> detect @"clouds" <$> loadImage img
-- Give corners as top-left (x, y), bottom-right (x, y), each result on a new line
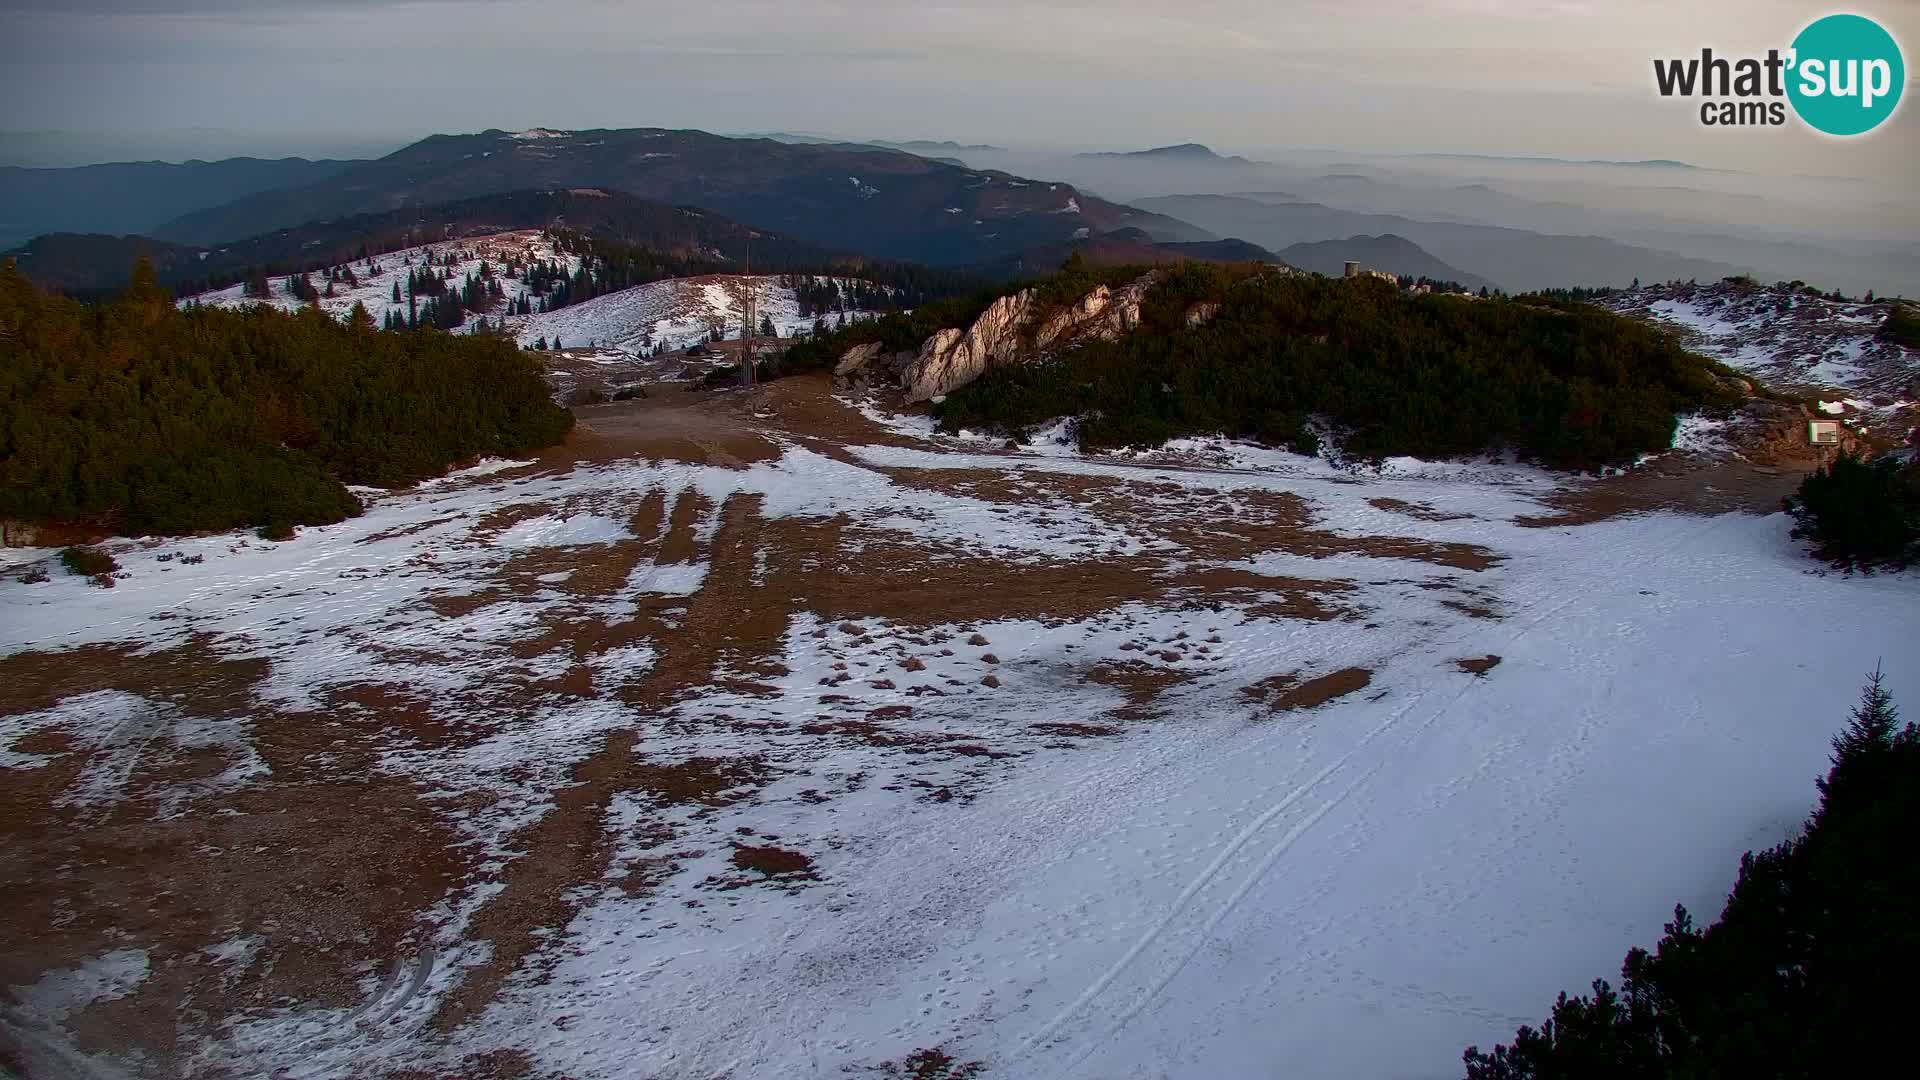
top-left (1, 0), bottom-right (1914, 180)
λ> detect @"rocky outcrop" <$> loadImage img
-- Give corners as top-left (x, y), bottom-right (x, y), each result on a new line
top-left (901, 290), bottom-right (1039, 403)
top-left (1185, 301), bottom-right (1220, 328)
top-left (899, 272), bottom-right (1159, 403)
top-left (1032, 273), bottom-right (1158, 352)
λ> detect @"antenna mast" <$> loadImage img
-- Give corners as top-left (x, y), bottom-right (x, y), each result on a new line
top-left (743, 232), bottom-right (756, 387)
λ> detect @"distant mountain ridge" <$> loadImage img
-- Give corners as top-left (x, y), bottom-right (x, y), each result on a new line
top-left (872, 140), bottom-right (1003, 153)
top-left (7, 189), bottom-right (853, 298)
top-left (1410, 153), bottom-right (1699, 169)
top-left (980, 227), bottom-right (1284, 277)
top-left (1136, 193), bottom-right (1745, 291)
top-left (1075, 143), bottom-right (1257, 165)
top-left (0, 156), bottom-right (358, 249)
top-left (146, 127), bottom-right (1207, 267)
top-left (1274, 234), bottom-right (1496, 292)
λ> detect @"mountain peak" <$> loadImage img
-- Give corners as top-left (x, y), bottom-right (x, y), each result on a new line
top-left (1075, 143), bottom-right (1253, 164)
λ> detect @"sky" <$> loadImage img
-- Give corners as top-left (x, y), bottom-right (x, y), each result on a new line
top-left (1, 0), bottom-right (1916, 179)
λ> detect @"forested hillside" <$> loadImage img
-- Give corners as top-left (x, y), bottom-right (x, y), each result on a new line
top-left (795, 262), bottom-right (1747, 469)
top-left (11, 190), bottom-right (992, 313)
top-left (145, 128), bottom-right (1203, 265)
top-left (0, 260), bottom-right (572, 537)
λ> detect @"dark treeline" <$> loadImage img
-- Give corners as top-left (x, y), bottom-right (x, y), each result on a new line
top-left (1464, 670), bottom-right (1917, 1078)
top-left (0, 260), bottom-right (572, 536)
top-left (902, 263), bottom-right (1744, 469)
top-left (528, 228), bottom-right (978, 319)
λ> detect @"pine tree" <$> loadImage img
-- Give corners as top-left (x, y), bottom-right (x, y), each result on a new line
top-left (1820, 664), bottom-right (1904, 808)
top-left (393, 281), bottom-right (402, 304)
top-left (759, 313), bottom-right (776, 338)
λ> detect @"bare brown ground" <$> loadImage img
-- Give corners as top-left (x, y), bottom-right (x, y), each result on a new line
top-left (1456, 656), bottom-right (1503, 676)
top-left (1087, 661), bottom-right (1202, 722)
top-left (1369, 497), bottom-right (1474, 522)
top-left (1242, 668), bottom-right (1375, 713)
top-left (1, 373), bottom-right (1548, 1074)
top-left (551, 388), bottom-right (784, 468)
top-left (1518, 457), bottom-right (1809, 527)
top-left (0, 641), bottom-right (467, 1077)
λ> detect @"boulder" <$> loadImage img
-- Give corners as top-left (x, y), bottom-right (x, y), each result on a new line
top-left (833, 341), bottom-right (883, 378)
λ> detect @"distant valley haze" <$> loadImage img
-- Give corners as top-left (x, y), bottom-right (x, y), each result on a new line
top-left (0, 0), bottom-right (1915, 292)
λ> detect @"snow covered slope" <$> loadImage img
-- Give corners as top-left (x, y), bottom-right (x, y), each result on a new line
top-left (180, 233), bottom-right (887, 366)
top-left (506, 274), bottom-right (883, 355)
top-left (4, 400), bottom-right (1914, 1079)
top-left (181, 230), bottom-right (578, 332)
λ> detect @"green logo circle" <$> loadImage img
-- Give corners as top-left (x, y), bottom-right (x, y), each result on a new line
top-left (1787, 14), bottom-right (1905, 136)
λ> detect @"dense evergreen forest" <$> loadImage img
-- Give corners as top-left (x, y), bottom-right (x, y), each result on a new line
top-left (783, 263), bottom-right (1746, 469)
top-left (0, 259), bottom-right (572, 536)
top-left (1464, 671), bottom-right (1916, 1078)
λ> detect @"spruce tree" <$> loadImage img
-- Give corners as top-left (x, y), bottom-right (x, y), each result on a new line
top-left (1820, 663), bottom-right (1903, 809)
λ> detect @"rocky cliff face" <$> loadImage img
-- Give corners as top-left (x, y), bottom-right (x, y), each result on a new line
top-left (853, 272), bottom-right (1160, 403)
top-left (900, 291), bottom-right (1039, 402)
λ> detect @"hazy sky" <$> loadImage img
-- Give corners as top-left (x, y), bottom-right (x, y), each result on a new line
top-left (2, 0), bottom-right (1915, 178)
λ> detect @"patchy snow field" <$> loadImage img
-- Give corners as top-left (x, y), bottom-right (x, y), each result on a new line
top-left (2, 390), bottom-right (1915, 1080)
top-left (178, 233), bottom-right (885, 367)
top-left (508, 274), bottom-right (883, 356)
top-left (181, 231), bottom-right (581, 334)
top-left (1605, 283), bottom-right (1917, 436)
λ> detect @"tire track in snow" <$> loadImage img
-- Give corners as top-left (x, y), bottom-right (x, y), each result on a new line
top-left (1018, 508), bottom-right (1751, 1074)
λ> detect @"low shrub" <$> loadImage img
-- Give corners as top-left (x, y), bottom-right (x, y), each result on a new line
top-left (59, 545), bottom-right (118, 578)
top-left (1878, 303), bottom-right (1920, 350)
top-left (1783, 452), bottom-right (1918, 570)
